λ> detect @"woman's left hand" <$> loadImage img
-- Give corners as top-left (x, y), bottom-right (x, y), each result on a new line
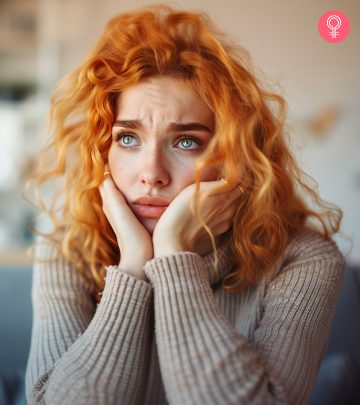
top-left (152, 179), bottom-right (243, 257)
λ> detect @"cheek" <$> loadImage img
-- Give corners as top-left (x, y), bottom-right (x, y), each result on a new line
top-left (107, 145), bottom-right (134, 192)
top-left (171, 160), bottom-right (197, 186)
top-left (189, 161), bottom-right (219, 183)
top-left (108, 146), bottom-right (120, 177)
top-left (199, 166), bottom-right (220, 182)
top-left (171, 162), bottom-right (219, 193)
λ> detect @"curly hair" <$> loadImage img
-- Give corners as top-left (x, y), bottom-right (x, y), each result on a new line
top-left (24, 4), bottom-right (343, 302)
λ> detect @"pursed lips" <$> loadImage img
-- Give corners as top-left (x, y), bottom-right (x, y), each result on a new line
top-left (132, 195), bottom-right (170, 218)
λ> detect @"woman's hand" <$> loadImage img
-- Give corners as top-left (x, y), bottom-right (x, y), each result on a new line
top-left (98, 165), bottom-right (153, 279)
top-left (152, 179), bottom-right (243, 258)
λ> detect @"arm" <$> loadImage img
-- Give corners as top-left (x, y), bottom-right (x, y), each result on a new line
top-left (25, 237), bottom-right (154, 405)
top-left (143, 240), bottom-right (345, 405)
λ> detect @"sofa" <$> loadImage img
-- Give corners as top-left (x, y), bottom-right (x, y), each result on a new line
top-left (0, 266), bottom-right (32, 405)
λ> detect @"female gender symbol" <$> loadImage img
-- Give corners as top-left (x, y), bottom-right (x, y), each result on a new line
top-left (327, 15), bottom-right (341, 38)
top-left (318, 10), bottom-right (350, 43)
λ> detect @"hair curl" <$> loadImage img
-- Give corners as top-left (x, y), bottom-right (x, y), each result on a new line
top-left (24, 4), bottom-right (343, 302)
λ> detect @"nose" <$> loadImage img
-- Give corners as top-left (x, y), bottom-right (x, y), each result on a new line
top-left (139, 146), bottom-right (170, 187)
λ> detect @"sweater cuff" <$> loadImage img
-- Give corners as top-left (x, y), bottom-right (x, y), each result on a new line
top-left (105, 264), bottom-right (151, 285)
top-left (144, 252), bottom-right (210, 291)
top-left (98, 265), bottom-right (153, 310)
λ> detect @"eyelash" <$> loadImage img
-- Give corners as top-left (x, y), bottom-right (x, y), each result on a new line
top-left (113, 130), bottom-right (203, 151)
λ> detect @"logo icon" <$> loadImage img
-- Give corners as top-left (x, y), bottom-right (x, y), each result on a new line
top-left (327, 15), bottom-right (341, 38)
top-left (318, 10), bottom-right (350, 43)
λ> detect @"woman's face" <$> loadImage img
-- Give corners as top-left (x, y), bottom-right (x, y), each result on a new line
top-left (108, 75), bottom-right (219, 235)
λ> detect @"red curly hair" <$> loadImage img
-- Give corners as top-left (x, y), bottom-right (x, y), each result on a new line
top-left (24, 4), bottom-right (342, 301)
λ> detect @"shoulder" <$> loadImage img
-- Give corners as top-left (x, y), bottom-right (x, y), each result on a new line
top-left (32, 234), bottom-right (94, 296)
top-left (33, 234), bottom-right (61, 261)
top-left (285, 227), bottom-right (345, 264)
top-left (270, 227), bottom-right (346, 284)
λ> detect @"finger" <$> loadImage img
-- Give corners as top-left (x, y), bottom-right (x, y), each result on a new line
top-left (102, 171), bottom-right (116, 189)
top-left (99, 177), bottom-right (110, 197)
top-left (103, 163), bottom-right (111, 177)
top-left (219, 179), bottom-right (244, 191)
top-left (99, 176), bottom-right (115, 204)
top-left (209, 181), bottom-right (244, 206)
top-left (216, 181), bottom-right (246, 199)
top-left (226, 185), bottom-right (245, 202)
top-left (197, 178), bottom-right (233, 196)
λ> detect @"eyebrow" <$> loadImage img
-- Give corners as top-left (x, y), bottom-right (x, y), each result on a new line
top-left (113, 119), bottom-right (213, 133)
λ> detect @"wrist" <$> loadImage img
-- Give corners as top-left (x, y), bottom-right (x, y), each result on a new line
top-left (119, 258), bottom-right (151, 280)
top-left (120, 267), bottom-right (148, 281)
top-left (153, 241), bottom-right (186, 258)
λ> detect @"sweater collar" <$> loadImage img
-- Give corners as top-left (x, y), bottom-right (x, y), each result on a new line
top-left (201, 230), bottom-right (236, 287)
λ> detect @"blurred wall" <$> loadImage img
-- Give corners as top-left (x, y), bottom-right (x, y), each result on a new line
top-left (0, 0), bottom-right (359, 263)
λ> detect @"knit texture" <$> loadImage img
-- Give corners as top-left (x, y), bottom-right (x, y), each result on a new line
top-left (25, 227), bottom-right (345, 404)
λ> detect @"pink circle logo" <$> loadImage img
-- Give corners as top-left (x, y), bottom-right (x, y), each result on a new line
top-left (318, 10), bottom-right (350, 43)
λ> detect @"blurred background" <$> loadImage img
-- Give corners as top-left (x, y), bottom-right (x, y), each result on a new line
top-left (0, 0), bottom-right (359, 404)
top-left (1, 0), bottom-right (359, 263)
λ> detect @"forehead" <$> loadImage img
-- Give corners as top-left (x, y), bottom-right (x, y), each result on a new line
top-left (115, 76), bottom-right (214, 125)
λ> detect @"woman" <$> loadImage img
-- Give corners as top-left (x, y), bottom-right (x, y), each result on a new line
top-left (24, 4), bottom-right (345, 405)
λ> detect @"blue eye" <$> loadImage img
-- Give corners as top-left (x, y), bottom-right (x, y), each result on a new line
top-left (113, 132), bottom-right (139, 149)
top-left (177, 138), bottom-right (200, 150)
top-left (113, 131), bottom-right (202, 152)
top-left (119, 134), bottom-right (137, 147)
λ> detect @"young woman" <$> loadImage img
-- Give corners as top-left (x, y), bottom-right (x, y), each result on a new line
top-left (24, 5), bottom-right (345, 405)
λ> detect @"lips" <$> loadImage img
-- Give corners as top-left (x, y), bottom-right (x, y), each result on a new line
top-left (132, 195), bottom-right (170, 218)
top-left (133, 195), bottom-right (170, 206)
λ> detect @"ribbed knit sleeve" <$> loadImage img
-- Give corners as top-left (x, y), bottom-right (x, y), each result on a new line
top-left (25, 238), bottom-right (154, 405)
top-left (143, 234), bottom-right (345, 405)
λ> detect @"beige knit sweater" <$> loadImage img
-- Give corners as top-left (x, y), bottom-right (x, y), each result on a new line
top-left (25, 227), bottom-right (345, 405)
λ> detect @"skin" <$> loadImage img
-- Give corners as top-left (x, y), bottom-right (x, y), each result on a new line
top-left (99, 76), bottom-right (242, 280)
top-left (108, 75), bottom-right (218, 235)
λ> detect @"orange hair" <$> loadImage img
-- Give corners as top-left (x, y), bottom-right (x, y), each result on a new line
top-left (24, 4), bottom-right (343, 301)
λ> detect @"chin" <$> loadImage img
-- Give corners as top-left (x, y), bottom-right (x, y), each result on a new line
top-left (140, 218), bottom-right (159, 235)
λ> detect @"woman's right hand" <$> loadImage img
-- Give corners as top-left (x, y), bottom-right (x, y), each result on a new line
top-left (98, 166), bottom-right (153, 280)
